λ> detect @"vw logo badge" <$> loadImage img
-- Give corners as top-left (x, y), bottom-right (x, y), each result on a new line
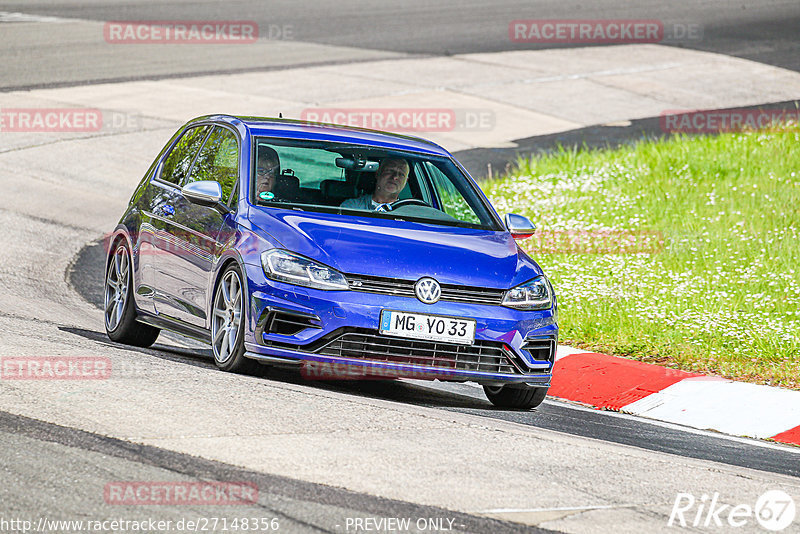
top-left (414, 277), bottom-right (441, 304)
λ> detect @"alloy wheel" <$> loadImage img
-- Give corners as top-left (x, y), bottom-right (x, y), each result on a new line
top-left (104, 245), bottom-right (129, 332)
top-left (212, 269), bottom-right (242, 364)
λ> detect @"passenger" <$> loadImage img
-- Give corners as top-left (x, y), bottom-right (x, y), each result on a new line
top-left (341, 158), bottom-right (409, 211)
top-left (255, 146), bottom-right (280, 201)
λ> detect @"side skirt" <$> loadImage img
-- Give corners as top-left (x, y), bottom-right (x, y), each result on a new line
top-left (136, 313), bottom-right (211, 344)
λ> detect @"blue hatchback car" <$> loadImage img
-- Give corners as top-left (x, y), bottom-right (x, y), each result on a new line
top-left (105, 115), bottom-right (557, 408)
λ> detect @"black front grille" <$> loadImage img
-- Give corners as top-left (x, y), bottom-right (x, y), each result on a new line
top-left (346, 274), bottom-right (505, 306)
top-left (316, 332), bottom-right (519, 375)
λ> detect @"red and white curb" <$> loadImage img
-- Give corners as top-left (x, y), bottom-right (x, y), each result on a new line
top-left (550, 346), bottom-right (800, 447)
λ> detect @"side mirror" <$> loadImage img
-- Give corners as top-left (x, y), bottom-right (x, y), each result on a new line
top-left (505, 213), bottom-right (536, 239)
top-left (181, 181), bottom-right (229, 213)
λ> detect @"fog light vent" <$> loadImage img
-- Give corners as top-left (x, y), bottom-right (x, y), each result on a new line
top-left (259, 308), bottom-right (321, 337)
top-left (522, 338), bottom-right (556, 363)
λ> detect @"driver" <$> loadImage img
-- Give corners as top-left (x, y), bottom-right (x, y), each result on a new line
top-left (341, 157), bottom-right (409, 211)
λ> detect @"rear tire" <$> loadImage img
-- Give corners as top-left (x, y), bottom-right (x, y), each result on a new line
top-left (483, 384), bottom-right (548, 409)
top-left (211, 264), bottom-right (258, 374)
top-left (104, 242), bottom-right (160, 347)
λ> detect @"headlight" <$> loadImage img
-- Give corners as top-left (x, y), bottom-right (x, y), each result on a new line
top-left (502, 276), bottom-right (553, 310)
top-left (261, 249), bottom-right (349, 290)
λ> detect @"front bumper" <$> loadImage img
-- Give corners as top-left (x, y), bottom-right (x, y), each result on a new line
top-left (242, 267), bottom-right (557, 385)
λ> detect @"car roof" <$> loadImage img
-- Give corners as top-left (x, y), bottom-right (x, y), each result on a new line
top-left (194, 114), bottom-right (452, 157)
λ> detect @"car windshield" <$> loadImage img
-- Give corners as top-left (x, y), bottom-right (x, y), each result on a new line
top-left (251, 137), bottom-right (501, 230)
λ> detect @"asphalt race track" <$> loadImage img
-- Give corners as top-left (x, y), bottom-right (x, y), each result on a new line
top-left (1, 2), bottom-right (800, 532)
top-left (65, 241), bottom-right (800, 480)
top-left (1, 0), bottom-right (799, 90)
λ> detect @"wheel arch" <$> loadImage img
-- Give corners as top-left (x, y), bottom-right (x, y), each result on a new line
top-left (104, 226), bottom-right (134, 272)
top-left (104, 224), bottom-right (154, 316)
top-left (207, 251), bottom-right (250, 333)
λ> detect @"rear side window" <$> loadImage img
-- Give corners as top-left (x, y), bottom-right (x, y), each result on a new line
top-left (269, 144), bottom-right (343, 189)
top-left (184, 126), bottom-right (239, 202)
top-left (159, 125), bottom-right (210, 185)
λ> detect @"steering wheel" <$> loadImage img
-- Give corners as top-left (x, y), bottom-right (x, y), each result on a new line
top-left (389, 198), bottom-right (430, 210)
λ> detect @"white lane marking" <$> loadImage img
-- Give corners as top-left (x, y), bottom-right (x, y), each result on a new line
top-left (556, 344), bottom-right (587, 360)
top-left (624, 377), bottom-right (800, 439)
top-left (453, 57), bottom-right (687, 89)
top-left (478, 504), bottom-right (635, 513)
top-left (0, 12), bottom-right (75, 24)
top-left (406, 371), bottom-right (800, 452)
top-left (424, 379), bottom-right (800, 453)
top-left (523, 63), bottom-right (687, 83)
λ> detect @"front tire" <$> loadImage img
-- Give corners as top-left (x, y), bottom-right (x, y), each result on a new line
top-left (211, 264), bottom-right (257, 374)
top-left (483, 384), bottom-right (548, 409)
top-left (104, 242), bottom-right (160, 347)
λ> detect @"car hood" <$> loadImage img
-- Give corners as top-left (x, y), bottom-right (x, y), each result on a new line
top-left (247, 207), bottom-right (542, 289)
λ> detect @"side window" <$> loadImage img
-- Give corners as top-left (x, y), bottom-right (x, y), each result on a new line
top-left (409, 162), bottom-right (432, 203)
top-left (184, 126), bottom-right (239, 202)
top-left (424, 162), bottom-right (482, 224)
top-left (159, 126), bottom-right (210, 185)
top-left (266, 144), bottom-right (342, 189)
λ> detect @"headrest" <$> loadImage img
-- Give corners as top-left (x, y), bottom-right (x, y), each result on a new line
top-left (356, 172), bottom-right (376, 194)
top-left (274, 173), bottom-right (300, 200)
top-left (321, 179), bottom-right (355, 199)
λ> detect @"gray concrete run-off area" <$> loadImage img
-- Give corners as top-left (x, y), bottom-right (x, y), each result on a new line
top-left (2, 3), bottom-right (800, 532)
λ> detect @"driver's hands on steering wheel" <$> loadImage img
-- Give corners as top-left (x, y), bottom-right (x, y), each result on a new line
top-left (387, 198), bottom-right (430, 210)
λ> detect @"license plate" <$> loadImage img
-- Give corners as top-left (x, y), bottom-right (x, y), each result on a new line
top-left (379, 310), bottom-right (476, 345)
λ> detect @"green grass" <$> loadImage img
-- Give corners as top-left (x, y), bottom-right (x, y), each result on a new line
top-left (483, 123), bottom-right (800, 389)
